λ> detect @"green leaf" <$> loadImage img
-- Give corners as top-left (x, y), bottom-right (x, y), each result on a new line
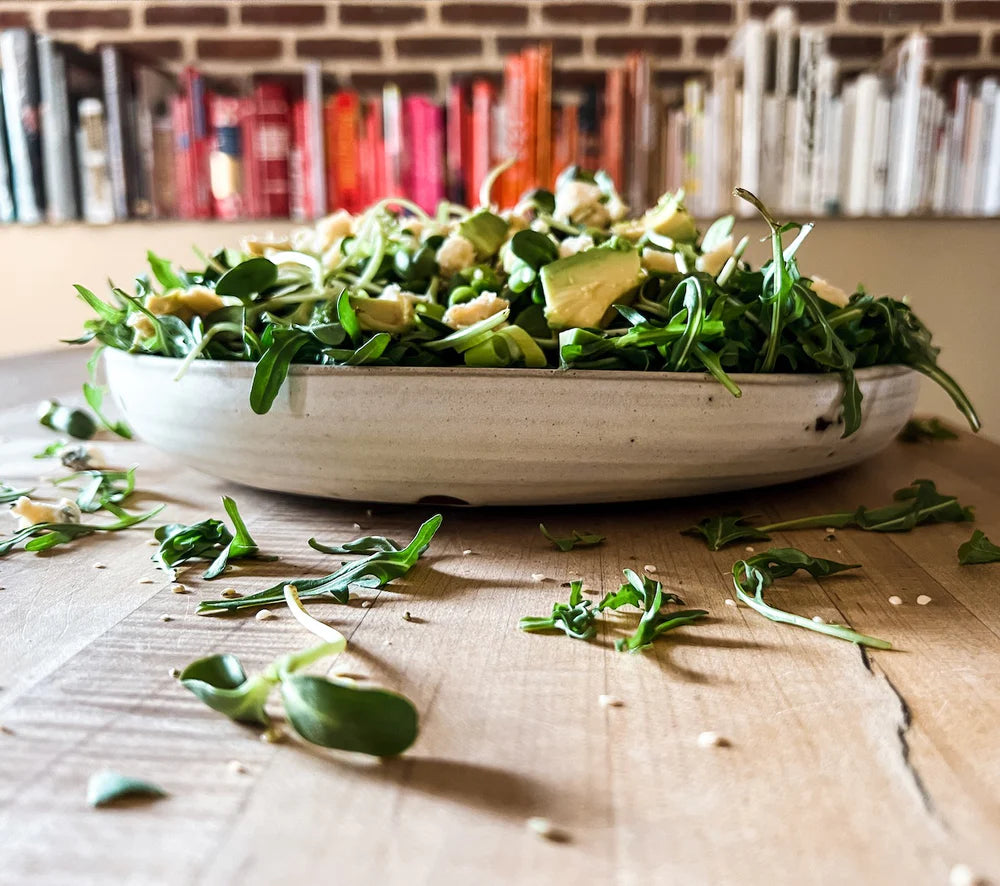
top-left (214, 257), bottom-right (278, 299)
top-left (53, 467), bottom-right (136, 513)
top-left (198, 514), bottom-right (443, 614)
top-left (87, 770), bottom-right (167, 808)
top-left (598, 568), bottom-right (684, 611)
top-left (146, 250), bottom-right (186, 290)
top-left (509, 230), bottom-right (559, 269)
top-left (33, 440), bottom-right (67, 460)
top-left (731, 548), bottom-right (889, 649)
top-left (1, 504), bottom-right (164, 557)
top-left (604, 569), bottom-right (706, 653)
top-left (309, 534), bottom-right (404, 554)
top-left (538, 524), bottom-right (605, 552)
top-left (280, 675), bottom-right (419, 756)
top-left (958, 529), bottom-right (1000, 565)
top-left (249, 328), bottom-right (312, 415)
top-left (681, 514), bottom-right (772, 551)
top-left (344, 332), bottom-right (391, 366)
top-left (519, 580), bottom-right (598, 640)
top-left (0, 483), bottom-right (34, 504)
top-left (179, 653), bottom-right (275, 726)
top-left (337, 290), bottom-right (362, 346)
top-left (898, 417), bottom-right (959, 443)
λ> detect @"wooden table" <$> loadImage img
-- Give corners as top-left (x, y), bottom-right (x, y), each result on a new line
top-left (2, 350), bottom-right (999, 886)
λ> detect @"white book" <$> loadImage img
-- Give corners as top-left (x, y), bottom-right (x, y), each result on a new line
top-left (981, 83), bottom-right (1000, 215)
top-left (304, 61), bottom-right (326, 219)
top-left (664, 108), bottom-right (683, 192)
top-left (682, 78), bottom-right (705, 214)
top-left (782, 95), bottom-right (799, 211)
top-left (760, 95), bottom-right (784, 208)
top-left (731, 19), bottom-right (766, 214)
top-left (931, 113), bottom-right (953, 214)
top-left (946, 78), bottom-right (970, 213)
top-left (809, 54), bottom-right (837, 215)
top-left (889, 33), bottom-right (929, 215)
top-left (1, 29), bottom-right (44, 224)
top-left (915, 89), bottom-right (942, 212)
top-left (960, 94), bottom-right (983, 215)
top-left (758, 6), bottom-right (796, 212)
top-left (791, 29), bottom-right (826, 214)
top-left (847, 73), bottom-right (879, 215)
top-left (974, 78), bottom-right (998, 214)
top-left (0, 81), bottom-right (13, 221)
top-left (710, 56), bottom-right (736, 214)
top-left (76, 97), bottom-right (114, 225)
top-left (868, 93), bottom-right (891, 215)
top-left (837, 84), bottom-right (856, 213)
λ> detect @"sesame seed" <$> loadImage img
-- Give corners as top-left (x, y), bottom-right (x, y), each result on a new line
top-left (146, 538), bottom-right (159, 546)
top-left (949, 864), bottom-right (984, 886)
top-left (888, 596), bottom-right (903, 606)
top-left (462, 549), bottom-right (473, 556)
top-left (917, 595), bottom-right (932, 606)
top-left (171, 584), bottom-right (188, 594)
top-left (352, 522), bottom-right (362, 531)
top-left (221, 589), bottom-right (242, 599)
top-left (227, 760), bottom-right (248, 775)
top-left (92, 563), bottom-right (106, 569)
top-left (0, 724), bottom-right (13, 735)
top-left (697, 731), bottom-right (729, 748)
top-left (744, 546), bottom-right (755, 553)
top-left (260, 727), bottom-right (285, 744)
top-left (825, 527), bottom-right (837, 534)
top-left (643, 564), bottom-right (657, 573)
top-left (598, 694), bottom-right (623, 708)
top-left (531, 573), bottom-right (546, 582)
top-left (360, 600), bottom-right (372, 609)
top-left (525, 817), bottom-right (566, 841)
top-left (255, 609), bottom-right (278, 621)
top-left (724, 599), bottom-right (737, 607)
top-left (137, 577), bottom-right (155, 585)
top-left (812, 615), bottom-right (826, 624)
top-left (159, 614), bottom-right (173, 622)
top-left (169, 668), bottom-right (180, 678)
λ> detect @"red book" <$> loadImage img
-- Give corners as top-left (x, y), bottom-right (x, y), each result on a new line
top-left (535, 44), bottom-right (552, 191)
top-left (252, 82), bottom-right (290, 218)
top-left (180, 67), bottom-right (212, 218)
top-left (239, 97), bottom-right (261, 218)
top-left (446, 81), bottom-right (468, 205)
top-left (501, 54), bottom-right (526, 207)
top-left (289, 99), bottom-right (309, 221)
top-left (404, 95), bottom-right (444, 213)
top-left (521, 47), bottom-right (539, 193)
top-left (552, 103), bottom-right (578, 186)
top-left (602, 67), bottom-right (626, 190)
top-left (359, 97), bottom-right (386, 205)
top-left (470, 80), bottom-right (494, 206)
top-left (171, 95), bottom-right (195, 219)
top-left (328, 92), bottom-right (361, 213)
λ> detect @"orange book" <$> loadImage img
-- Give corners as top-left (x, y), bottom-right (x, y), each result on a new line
top-left (602, 66), bottom-right (626, 189)
top-left (328, 92), bottom-right (361, 212)
top-left (521, 47), bottom-right (539, 193)
top-left (552, 103), bottom-right (578, 186)
top-left (535, 43), bottom-right (552, 192)
top-left (501, 54), bottom-right (525, 207)
top-left (470, 80), bottom-right (494, 205)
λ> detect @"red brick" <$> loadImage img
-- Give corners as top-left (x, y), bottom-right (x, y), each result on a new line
top-left (955, 1), bottom-right (1000, 18)
top-left (396, 37), bottom-right (482, 57)
top-left (542, 3), bottom-right (630, 24)
top-left (145, 5), bottom-right (228, 26)
top-left (595, 36), bottom-right (683, 56)
top-left (645, 2), bottom-right (733, 24)
top-left (848, 2), bottom-right (942, 24)
top-left (240, 4), bottom-right (326, 25)
top-left (748, 1), bottom-right (836, 21)
top-left (497, 35), bottom-right (583, 55)
top-left (114, 39), bottom-right (184, 61)
top-left (296, 38), bottom-right (382, 59)
top-left (0, 10), bottom-right (31, 28)
top-left (196, 38), bottom-right (283, 60)
top-left (827, 34), bottom-right (884, 58)
top-left (442, 3), bottom-right (529, 25)
top-left (695, 35), bottom-right (729, 56)
top-left (46, 7), bottom-right (131, 29)
top-left (339, 4), bottom-right (426, 25)
top-left (930, 33), bottom-right (981, 56)
top-left (350, 71), bottom-right (438, 92)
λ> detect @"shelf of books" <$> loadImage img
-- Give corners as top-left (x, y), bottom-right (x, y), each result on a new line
top-left (2, 8), bottom-right (1000, 227)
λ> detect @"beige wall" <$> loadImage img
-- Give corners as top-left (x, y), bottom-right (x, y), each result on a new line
top-left (2, 217), bottom-right (997, 440)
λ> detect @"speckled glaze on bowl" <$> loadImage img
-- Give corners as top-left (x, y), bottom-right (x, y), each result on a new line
top-left (104, 349), bottom-right (919, 505)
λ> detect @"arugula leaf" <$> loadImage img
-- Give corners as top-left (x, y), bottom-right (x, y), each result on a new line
top-left (682, 513), bottom-right (772, 551)
top-left (898, 417), bottom-right (959, 443)
top-left (958, 529), bottom-right (1000, 565)
top-left (0, 483), bottom-right (34, 504)
top-left (731, 548), bottom-right (890, 648)
top-left (0, 503), bottom-right (164, 557)
top-left (146, 250), bottom-right (188, 290)
top-left (33, 440), bottom-right (67, 459)
top-left (309, 533), bottom-right (404, 554)
top-left (519, 580), bottom-right (598, 640)
top-left (539, 524), bottom-right (605, 552)
top-left (179, 653), bottom-right (275, 726)
top-left (598, 568), bottom-right (685, 611)
top-left (198, 514), bottom-right (443, 614)
top-left (214, 257), bottom-right (278, 299)
top-left (52, 467), bottom-right (136, 513)
top-left (87, 771), bottom-right (167, 808)
top-left (249, 328), bottom-right (312, 415)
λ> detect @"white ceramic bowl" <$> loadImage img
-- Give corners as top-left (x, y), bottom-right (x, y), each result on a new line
top-left (105, 350), bottom-right (919, 505)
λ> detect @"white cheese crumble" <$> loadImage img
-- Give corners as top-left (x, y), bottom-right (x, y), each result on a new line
top-left (227, 760), bottom-right (249, 775)
top-left (812, 615), bottom-right (826, 624)
top-left (435, 233), bottom-right (477, 277)
top-left (809, 276), bottom-right (851, 308)
top-left (10, 496), bottom-right (81, 530)
top-left (555, 180), bottom-right (609, 227)
top-left (557, 233), bottom-right (594, 258)
top-left (137, 578), bottom-right (155, 585)
top-left (442, 291), bottom-right (509, 329)
top-left (643, 564), bottom-right (657, 574)
top-left (462, 549), bottom-right (474, 556)
top-left (724, 598), bottom-right (737, 607)
top-left (525, 816), bottom-right (566, 841)
top-left (531, 573), bottom-right (547, 582)
top-left (221, 589), bottom-right (242, 599)
top-left (159, 614), bottom-right (173, 622)
top-left (640, 248), bottom-right (679, 274)
top-left (171, 584), bottom-right (188, 594)
top-left (695, 235), bottom-right (735, 276)
top-left (949, 864), bottom-right (985, 886)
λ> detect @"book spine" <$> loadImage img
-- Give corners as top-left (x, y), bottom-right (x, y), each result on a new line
top-left (36, 36), bottom-right (78, 222)
top-left (289, 99), bottom-right (308, 221)
top-left (304, 61), bottom-right (326, 219)
top-left (100, 46), bottom-right (131, 221)
top-left (208, 93), bottom-right (242, 220)
top-left (535, 43), bottom-right (552, 194)
top-left (0, 82), bottom-right (16, 222)
top-left (846, 74), bottom-right (877, 216)
top-left (470, 80), bottom-right (494, 205)
top-left (889, 33), bottom-right (928, 216)
top-left (521, 47), bottom-right (539, 192)
top-left (946, 78), bottom-right (970, 213)
top-left (254, 83), bottom-right (290, 218)
top-left (985, 88), bottom-right (1000, 215)
top-left (424, 99), bottom-right (445, 211)
top-left (333, 92), bottom-right (361, 213)
top-left (382, 84), bottom-right (403, 199)
top-left (501, 53), bottom-right (525, 207)
top-left (151, 113), bottom-right (176, 218)
top-left (182, 68), bottom-right (213, 218)
top-left (446, 81), bottom-right (467, 205)
top-left (737, 20), bottom-right (766, 215)
top-left (238, 97), bottom-right (260, 218)
top-left (601, 66), bottom-right (625, 192)
top-left (76, 97), bottom-right (114, 224)
top-left (1, 29), bottom-right (45, 223)
top-left (868, 93), bottom-right (891, 215)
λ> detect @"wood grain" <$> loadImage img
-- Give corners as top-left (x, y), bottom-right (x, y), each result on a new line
top-left (1, 351), bottom-right (998, 885)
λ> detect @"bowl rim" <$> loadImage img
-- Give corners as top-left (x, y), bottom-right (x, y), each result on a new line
top-left (103, 349), bottom-right (916, 387)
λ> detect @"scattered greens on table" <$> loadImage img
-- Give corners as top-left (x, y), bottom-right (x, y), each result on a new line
top-left (37, 399), bottom-right (97, 440)
top-left (154, 495), bottom-right (277, 580)
top-left (71, 169), bottom-right (979, 436)
top-left (958, 530), bottom-right (1000, 565)
top-left (0, 483), bottom-right (34, 505)
top-left (539, 524), bottom-right (605, 552)
top-left (519, 569), bottom-right (708, 654)
top-left (683, 479), bottom-right (974, 551)
top-left (731, 548), bottom-right (890, 649)
top-left (53, 467), bottom-right (137, 514)
top-left (87, 771), bottom-right (167, 808)
top-left (898, 417), bottom-right (959, 443)
top-left (0, 501), bottom-right (163, 557)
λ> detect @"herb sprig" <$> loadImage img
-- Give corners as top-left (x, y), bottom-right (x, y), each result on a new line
top-left (0, 502), bottom-right (164, 556)
top-left (957, 530), bottom-right (1000, 565)
top-left (518, 580), bottom-right (598, 640)
top-left (539, 524), bottom-right (605, 552)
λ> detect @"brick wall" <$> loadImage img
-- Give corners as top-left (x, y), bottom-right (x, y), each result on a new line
top-left (2, 0), bottom-right (999, 95)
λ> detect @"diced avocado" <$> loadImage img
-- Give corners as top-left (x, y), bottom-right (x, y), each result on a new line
top-left (642, 192), bottom-right (697, 242)
top-left (541, 247), bottom-right (643, 330)
top-left (458, 210), bottom-right (509, 258)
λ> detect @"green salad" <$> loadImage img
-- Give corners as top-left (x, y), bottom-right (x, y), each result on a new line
top-left (72, 166), bottom-right (979, 437)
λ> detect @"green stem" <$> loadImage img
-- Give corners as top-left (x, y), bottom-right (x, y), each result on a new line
top-left (910, 360), bottom-right (981, 432)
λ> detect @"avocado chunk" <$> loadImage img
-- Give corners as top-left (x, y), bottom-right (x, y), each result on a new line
top-left (458, 210), bottom-right (509, 258)
top-left (541, 247), bottom-right (643, 330)
top-left (642, 191), bottom-right (697, 242)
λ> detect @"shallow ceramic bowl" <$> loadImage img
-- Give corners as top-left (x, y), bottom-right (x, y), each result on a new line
top-left (105, 350), bottom-right (919, 505)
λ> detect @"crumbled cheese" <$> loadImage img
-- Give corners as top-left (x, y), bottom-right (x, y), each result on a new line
top-left (221, 589), bottom-right (242, 599)
top-left (313, 209), bottom-right (354, 252)
top-left (641, 248), bottom-right (679, 274)
top-left (352, 522), bottom-right (363, 531)
top-left (435, 233), bottom-right (477, 277)
top-left (171, 584), bottom-right (188, 595)
top-left (888, 596), bottom-right (903, 606)
top-left (554, 180), bottom-right (609, 227)
top-left (255, 609), bottom-right (278, 621)
top-left (60, 444), bottom-right (104, 471)
top-left (643, 564), bottom-right (657, 574)
top-left (128, 285), bottom-right (226, 338)
top-left (598, 694), bottom-right (623, 708)
top-left (241, 234), bottom-right (292, 257)
top-left (744, 546), bottom-right (755, 553)
top-left (10, 496), bottom-right (81, 530)
top-left (809, 276), bottom-right (851, 308)
top-left (557, 233), bottom-right (594, 258)
top-left (168, 668), bottom-right (180, 679)
top-left (695, 235), bottom-right (735, 276)
top-left (916, 595), bottom-right (932, 606)
top-left (352, 285), bottom-right (427, 334)
top-left (442, 291), bottom-right (510, 329)
top-left (825, 527), bottom-right (837, 534)
top-left (696, 731), bottom-right (729, 748)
